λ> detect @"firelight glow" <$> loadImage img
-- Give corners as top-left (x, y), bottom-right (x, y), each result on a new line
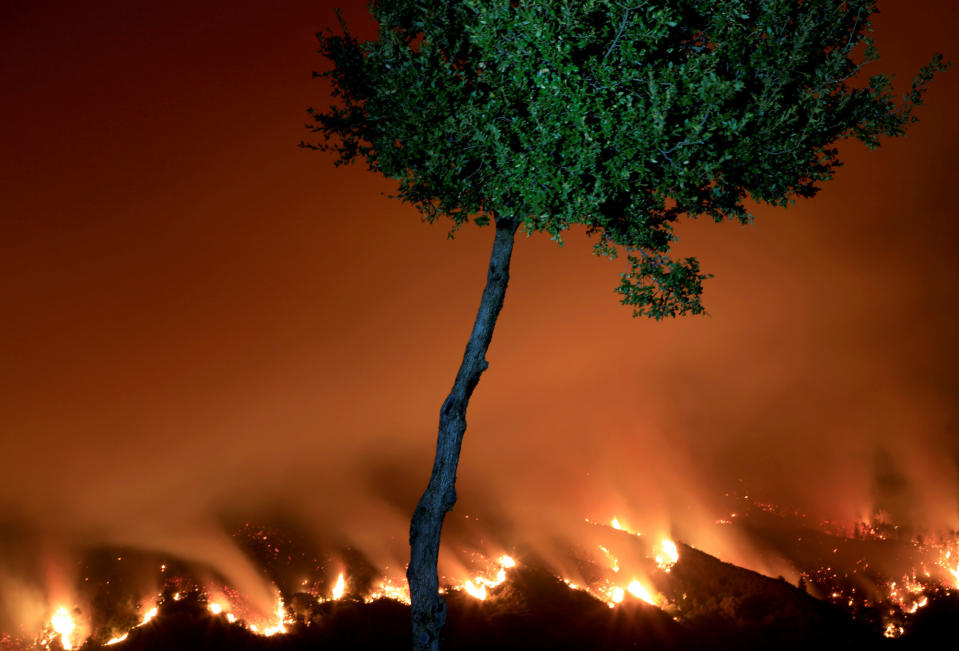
top-left (104, 632), bottom-right (129, 646)
top-left (50, 608), bottom-right (76, 650)
top-left (463, 580), bottom-right (487, 601)
top-left (331, 572), bottom-right (346, 600)
top-left (1, 1), bottom-right (957, 649)
top-left (140, 607), bottom-right (157, 625)
top-left (656, 539), bottom-right (679, 571)
top-left (260, 597), bottom-right (290, 637)
top-left (28, 522), bottom-right (959, 649)
top-left (458, 553), bottom-right (518, 601)
top-left (627, 580), bottom-right (656, 606)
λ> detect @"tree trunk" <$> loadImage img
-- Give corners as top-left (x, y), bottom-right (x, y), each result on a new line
top-left (407, 216), bottom-right (520, 651)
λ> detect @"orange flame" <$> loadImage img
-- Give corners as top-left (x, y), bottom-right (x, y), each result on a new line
top-left (627, 580), bottom-right (656, 606)
top-left (331, 573), bottom-right (346, 600)
top-left (140, 606), bottom-right (157, 625)
top-left (655, 539), bottom-right (679, 571)
top-left (610, 586), bottom-right (625, 604)
top-left (50, 608), bottom-right (76, 650)
top-left (463, 580), bottom-right (487, 600)
top-left (104, 633), bottom-right (128, 646)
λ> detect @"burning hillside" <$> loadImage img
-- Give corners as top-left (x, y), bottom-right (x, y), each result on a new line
top-left (4, 495), bottom-right (958, 651)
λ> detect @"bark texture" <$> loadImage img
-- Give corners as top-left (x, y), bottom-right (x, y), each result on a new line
top-left (407, 216), bottom-right (520, 651)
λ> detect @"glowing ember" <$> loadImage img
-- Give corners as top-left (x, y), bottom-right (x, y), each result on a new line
top-left (50, 608), bottom-right (76, 650)
top-left (367, 578), bottom-right (411, 605)
top-left (208, 602), bottom-right (224, 615)
top-left (463, 580), bottom-right (487, 600)
top-left (627, 580), bottom-right (656, 606)
top-left (905, 596), bottom-right (928, 614)
top-left (598, 545), bottom-right (620, 572)
top-left (610, 587), bottom-right (625, 604)
top-left (655, 539), bottom-right (679, 571)
top-left (883, 622), bottom-right (904, 638)
top-left (331, 573), bottom-right (346, 600)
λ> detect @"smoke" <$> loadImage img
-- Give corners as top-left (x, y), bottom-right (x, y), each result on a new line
top-left (1, 0), bottom-right (957, 638)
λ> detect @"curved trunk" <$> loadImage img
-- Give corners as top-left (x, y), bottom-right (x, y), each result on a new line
top-left (407, 216), bottom-right (520, 651)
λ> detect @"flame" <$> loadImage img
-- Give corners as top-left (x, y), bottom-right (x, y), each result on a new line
top-left (598, 545), bottom-right (620, 572)
top-left (50, 608), bottom-right (76, 650)
top-left (627, 580), bottom-right (656, 606)
top-left (905, 596), bottom-right (929, 614)
top-left (463, 580), bottom-right (487, 600)
top-left (259, 597), bottom-right (290, 637)
top-left (883, 622), bottom-right (904, 638)
top-left (655, 539), bottom-right (679, 571)
top-left (458, 554), bottom-right (516, 600)
top-left (367, 578), bottom-right (410, 605)
top-left (331, 573), bottom-right (346, 600)
top-left (140, 606), bottom-right (157, 625)
top-left (610, 586), bottom-right (625, 603)
top-left (22, 512), bottom-right (959, 647)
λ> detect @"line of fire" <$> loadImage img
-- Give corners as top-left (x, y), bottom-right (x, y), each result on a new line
top-left (2, 494), bottom-right (957, 650)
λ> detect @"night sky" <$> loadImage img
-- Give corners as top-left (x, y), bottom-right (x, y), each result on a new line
top-left (1, 0), bottom-right (958, 627)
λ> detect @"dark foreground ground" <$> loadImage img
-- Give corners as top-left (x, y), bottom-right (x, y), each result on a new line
top-left (58, 561), bottom-right (957, 651)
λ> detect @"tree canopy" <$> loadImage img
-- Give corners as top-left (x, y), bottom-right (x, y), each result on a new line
top-left (305, 0), bottom-right (946, 319)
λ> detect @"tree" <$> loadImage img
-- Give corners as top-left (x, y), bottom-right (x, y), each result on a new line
top-left (302, 1), bottom-right (946, 648)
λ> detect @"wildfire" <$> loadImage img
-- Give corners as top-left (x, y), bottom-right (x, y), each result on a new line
top-left (462, 580), bottom-right (487, 600)
top-left (49, 608), bottom-right (76, 650)
top-left (627, 580), bottom-right (656, 606)
top-left (598, 545), bottom-right (620, 572)
top-left (331, 573), bottom-right (346, 600)
top-left (610, 586), bottom-right (625, 604)
top-left (655, 539), bottom-right (679, 571)
top-left (595, 578), bottom-right (658, 608)
top-left (457, 554), bottom-right (517, 601)
top-left (367, 578), bottom-right (411, 605)
top-left (259, 597), bottom-right (291, 637)
top-left (609, 517), bottom-right (644, 538)
top-left (140, 606), bottom-right (157, 625)
top-left (23, 509), bottom-right (959, 648)
top-left (883, 622), bottom-right (904, 638)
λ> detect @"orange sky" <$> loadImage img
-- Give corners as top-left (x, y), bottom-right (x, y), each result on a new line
top-left (1, 0), bottom-right (958, 612)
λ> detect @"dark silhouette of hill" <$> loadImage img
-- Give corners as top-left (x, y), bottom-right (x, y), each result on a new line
top-left (72, 548), bottom-right (896, 651)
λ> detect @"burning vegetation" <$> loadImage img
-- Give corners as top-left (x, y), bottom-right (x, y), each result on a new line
top-left (3, 495), bottom-right (956, 651)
